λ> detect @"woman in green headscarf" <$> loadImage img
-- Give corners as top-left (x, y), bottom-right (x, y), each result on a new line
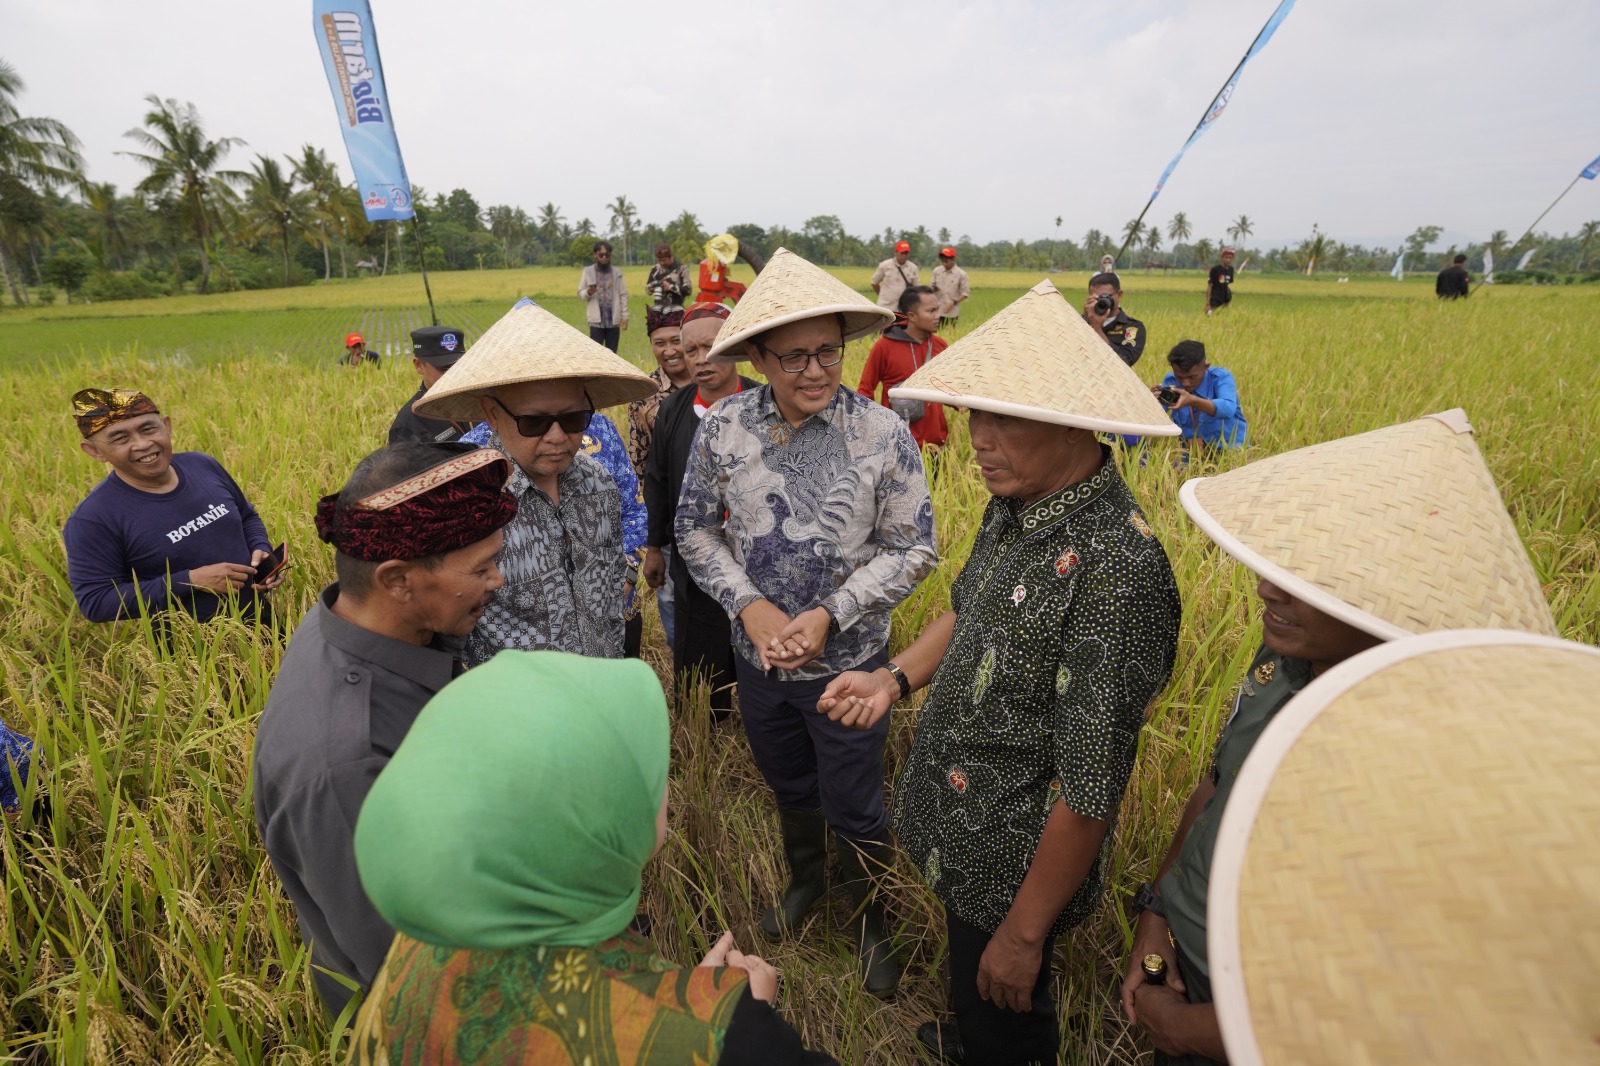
top-left (350, 650), bottom-right (834, 1066)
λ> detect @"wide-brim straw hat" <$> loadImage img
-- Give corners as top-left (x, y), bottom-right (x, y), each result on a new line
top-left (707, 247), bottom-right (892, 363)
top-left (1207, 628), bottom-right (1600, 1066)
top-left (887, 280), bottom-right (1179, 435)
top-left (413, 302), bottom-right (658, 422)
top-left (1179, 409), bottom-right (1556, 639)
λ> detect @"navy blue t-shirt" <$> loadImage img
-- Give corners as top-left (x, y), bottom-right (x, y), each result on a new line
top-left (63, 452), bottom-right (272, 622)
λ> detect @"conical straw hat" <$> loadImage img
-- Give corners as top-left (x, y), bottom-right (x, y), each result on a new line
top-left (1207, 629), bottom-right (1600, 1066)
top-left (707, 247), bottom-right (892, 362)
top-left (1179, 409), bottom-right (1555, 639)
top-left (887, 280), bottom-right (1180, 435)
top-left (414, 302), bottom-right (657, 422)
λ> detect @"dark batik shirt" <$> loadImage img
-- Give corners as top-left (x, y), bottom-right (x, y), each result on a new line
top-left (1161, 645), bottom-right (1311, 985)
top-left (466, 439), bottom-right (625, 665)
top-left (894, 450), bottom-right (1181, 936)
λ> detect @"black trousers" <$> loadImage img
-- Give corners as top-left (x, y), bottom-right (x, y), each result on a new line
top-left (948, 908), bottom-right (1060, 1066)
top-left (670, 560), bottom-right (735, 710)
top-left (589, 325), bottom-right (620, 351)
top-left (733, 648), bottom-right (889, 841)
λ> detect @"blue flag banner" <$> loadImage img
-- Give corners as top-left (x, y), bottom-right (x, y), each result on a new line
top-left (1151, 0), bottom-right (1297, 200)
top-left (1390, 253), bottom-right (1404, 280)
top-left (312, 0), bottom-right (414, 221)
top-left (1581, 152), bottom-right (1600, 180)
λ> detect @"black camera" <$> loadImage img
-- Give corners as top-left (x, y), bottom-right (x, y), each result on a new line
top-left (1093, 293), bottom-right (1116, 315)
top-left (1158, 386), bottom-right (1182, 407)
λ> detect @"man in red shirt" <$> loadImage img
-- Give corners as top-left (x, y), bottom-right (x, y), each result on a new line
top-left (858, 285), bottom-right (948, 449)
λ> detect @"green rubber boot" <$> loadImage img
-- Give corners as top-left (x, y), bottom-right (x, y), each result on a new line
top-left (757, 808), bottom-right (828, 940)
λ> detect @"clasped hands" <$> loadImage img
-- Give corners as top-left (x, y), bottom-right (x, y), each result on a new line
top-left (739, 599), bottom-right (831, 672)
top-left (698, 931), bottom-right (779, 1004)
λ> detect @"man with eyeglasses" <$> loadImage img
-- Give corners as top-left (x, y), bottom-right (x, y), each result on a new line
top-left (410, 300), bottom-right (659, 666)
top-left (676, 250), bottom-right (938, 999)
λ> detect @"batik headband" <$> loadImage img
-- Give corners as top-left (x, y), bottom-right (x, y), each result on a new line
top-left (682, 302), bottom-right (731, 325)
top-left (72, 388), bottom-right (160, 438)
top-left (314, 447), bottom-right (518, 562)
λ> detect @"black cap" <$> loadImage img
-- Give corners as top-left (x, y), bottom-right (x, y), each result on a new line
top-left (411, 326), bottom-right (468, 368)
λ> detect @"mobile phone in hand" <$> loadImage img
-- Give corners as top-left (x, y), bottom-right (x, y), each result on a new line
top-left (252, 542), bottom-right (289, 585)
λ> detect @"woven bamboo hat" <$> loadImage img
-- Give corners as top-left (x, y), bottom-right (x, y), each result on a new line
top-left (413, 302), bottom-right (657, 422)
top-left (707, 247), bottom-right (892, 363)
top-left (1207, 628), bottom-right (1600, 1066)
top-left (1179, 409), bottom-right (1556, 639)
top-left (887, 280), bottom-right (1180, 435)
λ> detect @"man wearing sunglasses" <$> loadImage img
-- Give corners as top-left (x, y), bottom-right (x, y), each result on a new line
top-left (676, 250), bottom-right (938, 999)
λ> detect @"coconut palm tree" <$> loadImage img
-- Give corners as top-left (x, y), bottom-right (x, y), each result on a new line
top-left (290, 144), bottom-right (347, 281)
top-left (121, 95), bottom-right (245, 294)
top-left (536, 202), bottom-right (565, 251)
top-left (1121, 218), bottom-right (1145, 250)
top-left (1192, 237), bottom-right (1215, 270)
top-left (607, 194), bottom-right (639, 264)
top-left (82, 182), bottom-right (135, 270)
top-left (0, 59), bottom-right (83, 306)
top-left (1227, 214), bottom-right (1254, 247)
top-left (1168, 212), bottom-right (1192, 244)
top-left (239, 154), bottom-right (312, 288)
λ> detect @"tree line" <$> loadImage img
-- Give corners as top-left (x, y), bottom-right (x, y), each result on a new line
top-left (5, 60), bottom-right (1600, 306)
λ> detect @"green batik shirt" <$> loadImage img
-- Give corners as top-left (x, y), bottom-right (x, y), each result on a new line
top-left (893, 450), bottom-right (1181, 936)
top-left (1161, 644), bottom-right (1313, 979)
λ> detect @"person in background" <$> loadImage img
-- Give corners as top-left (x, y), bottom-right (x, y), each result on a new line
top-left (253, 442), bottom-right (517, 1018)
top-left (627, 306), bottom-right (692, 479)
top-left (579, 241), bottom-right (629, 352)
top-left (1100, 253), bottom-right (1116, 275)
top-left (931, 247), bottom-right (970, 330)
top-left (339, 332), bottom-right (379, 368)
top-left (1205, 249), bottom-right (1236, 315)
top-left (858, 285), bottom-right (949, 449)
top-left (1436, 253), bottom-right (1471, 299)
top-left (349, 651), bottom-right (837, 1065)
top-left (646, 242), bottom-right (693, 310)
top-left (387, 326), bottom-right (472, 445)
top-left (63, 388), bottom-right (284, 625)
top-left (643, 303), bottom-right (759, 715)
top-left (697, 234), bottom-right (749, 307)
top-left (1156, 340), bottom-right (1248, 455)
top-left (871, 239), bottom-right (919, 312)
top-left (1083, 271), bottom-right (1146, 367)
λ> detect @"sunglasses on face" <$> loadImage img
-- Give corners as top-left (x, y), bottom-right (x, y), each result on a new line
top-left (491, 396), bottom-right (593, 438)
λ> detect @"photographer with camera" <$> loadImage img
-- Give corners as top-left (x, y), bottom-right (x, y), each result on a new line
top-left (1083, 272), bottom-right (1146, 367)
top-left (1154, 340), bottom-right (1248, 456)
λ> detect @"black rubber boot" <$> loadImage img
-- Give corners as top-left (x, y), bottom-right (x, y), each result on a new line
top-left (758, 808), bottom-right (829, 940)
top-left (837, 839), bottom-right (901, 999)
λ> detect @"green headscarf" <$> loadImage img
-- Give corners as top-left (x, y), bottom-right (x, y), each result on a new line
top-left (354, 650), bottom-right (670, 949)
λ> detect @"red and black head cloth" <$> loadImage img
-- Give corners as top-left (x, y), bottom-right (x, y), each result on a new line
top-left (644, 305), bottom-right (684, 334)
top-left (682, 302), bottom-right (731, 325)
top-left (314, 446), bottom-right (518, 562)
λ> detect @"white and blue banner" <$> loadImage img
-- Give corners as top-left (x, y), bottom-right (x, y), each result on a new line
top-left (1150, 0), bottom-right (1297, 201)
top-left (1516, 248), bottom-right (1537, 270)
top-left (1581, 153), bottom-right (1600, 181)
top-left (1389, 253), bottom-right (1404, 280)
top-left (312, 0), bottom-right (414, 222)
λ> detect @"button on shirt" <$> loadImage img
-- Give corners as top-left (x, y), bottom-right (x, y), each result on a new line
top-left (466, 439), bottom-right (626, 665)
top-left (252, 584), bottom-right (463, 1017)
top-left (894, 452), bottom-right (1181, 936)
top-left (675, 385), bottom-right (938, 681)
top-left (1161, 646), bottom-right (1311, 983)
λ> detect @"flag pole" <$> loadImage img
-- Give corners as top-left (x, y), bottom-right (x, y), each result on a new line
top-left (1472, 174), bottom-right (1582, 293)
top-left (409, 214), bottom-right (440, 326)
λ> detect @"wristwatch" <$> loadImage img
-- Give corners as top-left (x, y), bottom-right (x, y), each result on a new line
top-left (1132, 882), bottom-right (1166, 919)
top-left (883, 661), bottom-right (912, 702)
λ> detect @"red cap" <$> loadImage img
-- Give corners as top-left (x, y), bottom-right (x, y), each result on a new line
top-left (940, 247), bottom-right (956, 258)
top-left (345, 333), bottom-right (364, 347)
top-left (895, 240), bottom-right (911, 253)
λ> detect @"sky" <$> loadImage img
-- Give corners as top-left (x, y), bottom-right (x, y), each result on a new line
top-left (9, 0), bottom-right (1600, 252)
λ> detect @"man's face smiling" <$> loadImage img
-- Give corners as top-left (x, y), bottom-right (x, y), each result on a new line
top-left (750, 316), bottom-right (843, 426)
top-left (1256, 578), bottom-right (1382, 674)
top-left (81, 413), bottom-right (178, 492)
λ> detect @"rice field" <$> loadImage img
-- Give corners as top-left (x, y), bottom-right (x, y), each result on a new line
top-left (1, 267), bottom-right (1595, 1064)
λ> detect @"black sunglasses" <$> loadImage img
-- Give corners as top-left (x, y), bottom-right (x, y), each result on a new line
top-left (491, 396), bottom-right (593, 438)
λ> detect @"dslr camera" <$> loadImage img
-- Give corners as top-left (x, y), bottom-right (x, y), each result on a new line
top-left (1158, 386), bottom-right (1183, 407)
top-left (1093, 293), bottom-right (1117, 315)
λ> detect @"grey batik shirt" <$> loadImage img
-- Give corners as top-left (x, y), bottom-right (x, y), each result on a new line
top-left (466, 438), bottom-right (626, 664)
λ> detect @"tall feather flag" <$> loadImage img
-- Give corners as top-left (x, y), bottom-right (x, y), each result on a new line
top-left (1390, 253), bottom-right (1404, 280)
top-left (1482, 248), bottom-right (1495, 284)
top-left (312, 0), bottom-right (413, 223)
top-left (1115, 0), bottom-right (1297, 261)
top-left (1516, 248), bottom-right (1537, 270)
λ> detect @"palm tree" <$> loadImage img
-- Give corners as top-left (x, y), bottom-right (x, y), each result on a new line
top-left (82, 182), bottom-right (134, 270)
top-left (121, 95), bottom-right (244, 294)
top-left (575, 218), bottom-right (596, 239)
top-left (606, 195), bottom-right (638, 264)
top-left (1168, 212), bottom-right (1192, 244)
top-left (290, 144), bottom-right (345, 281)
top-left (1121, 218), bottom-right (1145, 250)
top-left (1488, 229), bottom-right (1509, 262)
top-left (0, 59), bottom-right (83, 306)
top-left (1578, 220), bottom-right (1599, 270)
top-left (536, 202), bottom-right (565, 250)
top-left (1143, 226), bottom-right (1163, 253)
top-left (485, 204), bottom-right (530, 267)
top-left (1227, 214), bottom-right (1254, 247)
top-left (239, 154), bottom-right (311, 287)
top-left (1192, 237), bottom-right (1215, 270)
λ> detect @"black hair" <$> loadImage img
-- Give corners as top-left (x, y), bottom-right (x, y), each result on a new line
top-left (594, 241), bottom-right (613, 254)
top-left (654, 242), bottom-right (672, 256)
top-left (334, 443), bottom-right (453, 597)
top-left (897, 285), bottom-right (938, 315)
top-left (1453, 254), bottom-right (1467, 264)
top-left (1088, 272), bottom-right (1121, 291)
top-left (1167, 339), bottom-right (1207, 371)
top-left (747, 313), bottom-right (848, 358)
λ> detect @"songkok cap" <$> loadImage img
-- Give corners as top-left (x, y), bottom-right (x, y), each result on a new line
top-left (345, 332), bottom-right (364, 347)
top-left (410, 326), bottom-right (468, 369)
top-left (72, 388), bottom-right (160, 439)
top-left (707, 248), bottom-right (893, 363)
top-left (1179, 409), bottom-right (1557, 639)
top-left (314, 443), bottom-right (518, 561)
top-left (1207, 628), bottom-right (1600, 1066)
top-left (889, 280), bottom-right (1178, 435)
top-left (413, 301), bottom-right (658, 421)
top-left (894, 240), bottom-right (911, 253)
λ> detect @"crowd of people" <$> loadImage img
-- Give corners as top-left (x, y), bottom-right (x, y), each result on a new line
top-left (19, 239), bottom-right (1579, 1066)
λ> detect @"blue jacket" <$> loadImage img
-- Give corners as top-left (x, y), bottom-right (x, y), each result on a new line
top-left (1163, 366), bottom-right (1247, 448)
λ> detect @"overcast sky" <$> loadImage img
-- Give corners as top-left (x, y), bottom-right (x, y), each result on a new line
top-left (9, 1), bottom-right (1600, 251)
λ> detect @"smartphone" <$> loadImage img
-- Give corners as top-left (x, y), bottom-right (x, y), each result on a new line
top-left (252, 542), bottom-right (289, 585)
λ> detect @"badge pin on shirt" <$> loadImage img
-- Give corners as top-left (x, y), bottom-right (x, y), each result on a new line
top-left (1012, 584), bottom-right (1027, 605)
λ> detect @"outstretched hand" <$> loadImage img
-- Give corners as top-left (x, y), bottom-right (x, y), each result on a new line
top-left (817, 668), bottom-right (897, 730)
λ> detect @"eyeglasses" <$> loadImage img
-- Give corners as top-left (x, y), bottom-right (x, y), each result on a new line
top-left (757, 342), bottom-right (847, 374)
top-left (491, 396), bottom-right (593, 438)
